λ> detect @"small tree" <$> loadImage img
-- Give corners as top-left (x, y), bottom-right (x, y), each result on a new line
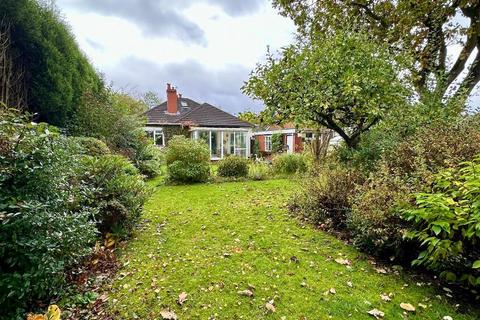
top-left (165, 136), bottom-right (210, 183)
top-left (243, 31), bottom-right (408, 149)
top-left (271, 133), bottom-right (284, 153)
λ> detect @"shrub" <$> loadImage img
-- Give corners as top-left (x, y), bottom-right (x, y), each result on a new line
top-left (133, 144), bottom-right (163, 178)
top-left (272, 153), bottom-right (308, 174)
top-left (217, 156), bottom-right (249, 178)
top-left (289, 161), bottom-right (361, 229)
top-left (80, 155), bottom-right (150, 235)
top-left (0, 108), bottom-right (98, 318)
top-left (249, 162), bottom-right (272, 180)
top-left (271, 133), bottom-right (284, 153)
top-left (347, 115), bottom-right (480, 259)
top-left (404, 156), bottom-right (480, 287)
top-left (73, 136), bottom-right (111, 156)
top-left (0, 203), bottom-right (97, 317)
top-left (164, 136), bottom-right (210, 183)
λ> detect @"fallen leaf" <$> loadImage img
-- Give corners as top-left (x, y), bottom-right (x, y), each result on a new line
top-left (346, 281), bottom-right (353, 288)
top-left (375, 268), bottom-right (388, 274)
top-left (418, 303), bottom-right (427, 309)
top-left (400, 303), bottom-right (416, 312)
top-left (237, 289), bottom-right (254, 297)
top-left (265, 300), bottom-right (276, 313)
top-left (443, 316), bottom-right (453, 320)
top-left (367, 308), bottom-right (385, 319)
top-left (178, 292), bottom-right (188, 305)
top-left (329, 288), bottom-right (336, 294)
top-left (160, 310), bottom-right (177, 320)
top-left (335, 258), bottom-right (351, 266)
top-left (380, 294), bottom-right (391, 302)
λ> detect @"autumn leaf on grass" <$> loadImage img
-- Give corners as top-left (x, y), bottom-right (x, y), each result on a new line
top-left (178, 292), bottom-right (188, 305)
top-left (160, 310), bottom-right (178, 320)
top-left (45, 305), bottom-right (61, 320)
top-left (380, 293), bottom-right (392, 302)
top-left (367, 308), bottom-right (385, 319)
top-left (27, 315), bottom-right (45, 320)
top-left (238, 289), bottom-right (254, 297)
top-left (400, 303), bottom-right (416, 312)
top-left (265, 300), bottom-right (276, 313)
top-left (375, 268), bottom-right (388, 274)
top-left (335, 258), bottom-right (351, 266)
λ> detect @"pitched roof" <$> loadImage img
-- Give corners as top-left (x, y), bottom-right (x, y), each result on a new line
top-left (145, 98), bottom-right (252, 128)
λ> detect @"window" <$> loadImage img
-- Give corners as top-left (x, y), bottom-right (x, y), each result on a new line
top-left (265, 135), bottom-right (272, 152)
top-left (193, 130), bottom-right (249, 159)
top-left (154, 130), bottom-right (164, 146)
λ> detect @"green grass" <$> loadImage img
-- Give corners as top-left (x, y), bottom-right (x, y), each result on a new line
top-left (109, 179), bottom-right (479, 319)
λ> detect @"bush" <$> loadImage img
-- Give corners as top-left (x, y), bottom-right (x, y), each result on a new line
top-left (73, 136), bottom-right (111, 156)
top-left (133, 144), bottom-right (163, 178)
top-left (404, 156), bottom-right (480, 287)
top-left (80, 155), bottom-right (150, 234)
top-left (347, 115), bottom-right (480, 259)
top-left (290, 161), bottom-right (361, 229)
top-left (164, 136), bottom-right (210, 183)
top-left (249, 162), bottom-right (272, 180)
top-left (271, 133), bottom-right (284, 153)
top-left (217, 156), bottom-right (249, 178)
top-left (0, 203), bottom-right (97, 317)
top-left (272, 153), bottom-right (308, 174)
top-left (0, 108), bottom-right (98, 318)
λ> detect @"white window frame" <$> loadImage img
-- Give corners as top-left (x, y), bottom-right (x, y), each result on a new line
top-left (265, 135), bottom-right (272, 152)
top-left (191, 128), bottom-right (250, 159)
top-left (145, 127), bottom-right (165, 147)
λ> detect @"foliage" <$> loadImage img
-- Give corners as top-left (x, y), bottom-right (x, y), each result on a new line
top-left (290, 161), bottom-right (361, 228)
top-left (80, 155), bottom-right (150, 235)
top-left (164, 136), bottom-right (210, 183)
top-left (237, 110), bottom-right (262, 125)
top-left (0, 203), bottom-right (96, 318)
top-left (0, 108), bottom-right (97, 318)
top-left (243, 30), bottom-right (408, 149)
top-left (272, 0), bottom-right (480, 105)
top-left (133, 143), bottom-right (164, 178)
top-left (73, 136), bottom-right (111, 156)
top-left (217, 156), bottom-right (249, 178)
top-left (272, 153), bottom-right (308, 174)
top-left (404, 155), bottom-right (480, 287)
top-left (271, 133), bottom-right (284, 153)
top-left (248, 162), bottom-right (272, 180)
top-left (348, 114), bottom-right (480, 258)
top-left (0, 0), bottom-right (103, 127)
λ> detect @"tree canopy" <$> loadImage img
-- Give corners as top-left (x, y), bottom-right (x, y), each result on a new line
top-left (272, 0), bottom-right (480, 105)
top-left (243, 31), bottom-right (408, 149)
top-left (0, 0), bottom-right (103, 127)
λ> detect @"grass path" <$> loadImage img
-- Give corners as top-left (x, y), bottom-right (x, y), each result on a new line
top-left (109, 179), bottom-right (479, 319)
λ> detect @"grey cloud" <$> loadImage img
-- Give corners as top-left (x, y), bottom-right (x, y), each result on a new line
top-left (58, 0), bottom-right (207, 45)
top-left (58, 0), bottom-right (266, 45)
top-left (105, 57), bottom-right (263, 114)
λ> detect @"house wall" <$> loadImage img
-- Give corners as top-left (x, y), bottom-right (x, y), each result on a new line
top-left (257, 135), bottom-right (266, 152)
top-left (294, 134), bottom-right (304, 153)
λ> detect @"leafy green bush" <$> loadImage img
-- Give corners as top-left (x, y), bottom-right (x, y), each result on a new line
top-left (73, 136), bottom-right (111, 156)
top-left (404, 156), bottom-right (480, 287)
top-left (0, 108), bottom-right (98, 318)
top-left (165, 136), bottom-right (210, 183)
top-left (217, 156), bottom-right (249, 178)
top-left (249, 162), bottom-right (272, 180)
top-left (0, 203), bottom-right (97, 317)
top-left (272, 153), bottom-right (308, 174)
top-left (133, 144), bottom-right (163, 178)
top-left (80, 155), bottom-right (150, 235)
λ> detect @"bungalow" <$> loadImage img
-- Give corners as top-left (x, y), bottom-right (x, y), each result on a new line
top-left (145, 84), bottom-right (253, 160)
top-left (252, 124), bottom-right (339, 157)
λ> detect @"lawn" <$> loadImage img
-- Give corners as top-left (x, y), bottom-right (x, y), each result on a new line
top-left (108, 179), bottom-right (480, 319)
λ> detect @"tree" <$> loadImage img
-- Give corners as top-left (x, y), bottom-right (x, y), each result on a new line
top-left (237, 110), bottom-right (263, 125)
top-left (272, 0), bottom-right (480, 105)
top-left (243, 31), bottom-right (408, 149)
top-left (0, 0), bottom-right (103, 127)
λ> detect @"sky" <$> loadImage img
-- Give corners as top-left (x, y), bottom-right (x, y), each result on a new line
top-left (55, 0), bottom-right (296, 114)
top-left (56, 0), bottom-right (478, 114)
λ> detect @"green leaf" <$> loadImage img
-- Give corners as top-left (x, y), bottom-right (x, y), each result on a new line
top-left (472, 260), bottom-right (480, 269)
top-left (432, 225), bottom-right (441, 236)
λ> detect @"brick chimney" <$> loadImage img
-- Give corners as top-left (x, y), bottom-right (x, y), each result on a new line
top-left (166, 83), bottom-right (178, 114)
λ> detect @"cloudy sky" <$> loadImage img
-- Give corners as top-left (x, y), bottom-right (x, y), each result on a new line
top-left (56, 0), bottom-right (296, 114)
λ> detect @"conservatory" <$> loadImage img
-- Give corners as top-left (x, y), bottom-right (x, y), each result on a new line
top-left (191, 128), bottom-right (250, 160)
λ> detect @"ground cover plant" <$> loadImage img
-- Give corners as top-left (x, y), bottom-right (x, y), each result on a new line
top-left (107, 179), bottom-right (480, 319)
